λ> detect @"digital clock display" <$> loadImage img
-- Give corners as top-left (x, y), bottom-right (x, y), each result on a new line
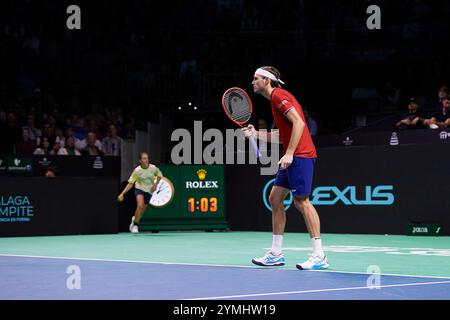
top-left (141, 165), bottom-right (227, 231)
top-left (187, 197), bottom-right (218, 213)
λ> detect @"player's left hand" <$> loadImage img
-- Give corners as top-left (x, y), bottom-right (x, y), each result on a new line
top-left (151, 184), bottom-right (157, 193)
top-left (278, 153), bottom-right (293, 170)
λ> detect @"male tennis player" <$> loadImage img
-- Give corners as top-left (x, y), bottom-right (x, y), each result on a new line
top-left (118, 152), bottom-right (162, 233)
top-left (242, 66), bottom-right (329, 270)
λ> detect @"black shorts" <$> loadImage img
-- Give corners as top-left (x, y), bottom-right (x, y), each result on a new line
top-left (135, 188), bottom-right (152, 203)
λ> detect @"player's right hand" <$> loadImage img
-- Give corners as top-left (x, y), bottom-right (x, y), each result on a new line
top-left (241, 125), bottom-right (257, 139)
top-left (117, 194), bottom-right (124, 202)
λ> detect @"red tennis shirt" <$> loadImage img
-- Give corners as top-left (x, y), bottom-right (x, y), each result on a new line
top-left (270, 87), bottom-right (317, 158)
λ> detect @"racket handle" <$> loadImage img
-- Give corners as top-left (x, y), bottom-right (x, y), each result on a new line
top-left (249, 136), bottom-right (262, 158)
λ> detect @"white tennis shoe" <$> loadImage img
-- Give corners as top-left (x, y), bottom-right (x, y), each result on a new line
top-left (131, 225), bottom-right (139, 234)
top-left (252, 251), bottom-right (285, 266)
top-left (296, 255), bottom-right (329, 270)
top-left (129, 216), bottom-right (135, 232)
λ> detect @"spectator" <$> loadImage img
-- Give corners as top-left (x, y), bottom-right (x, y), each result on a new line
top-left (85, 118), bottom-right (99, 134)
top-left (15, 128), bottom-right (36, 156)
top-left (422, 96), bottom-right (450, 129)
top-left (33, 137), bottom-right (52, 155)
top-left (54, 128), bottom-right (65, 148)
top-left (49, 108), bottom-right (65, 130)
top-left (81, 132), bottom-right (105, 156)
top-left (51, 141), bottom-right (62, 155)
top-left (0, 111), bottom-right (21, 154)
top-left (75, 129), bottom-right (103, 150)
top-left (107, 110), bottom-right (122, 131)
top-left (22, 114), bottom-right (42, 144)
top-left (46, 115), bottom-right (64, 146)
top-left (63, 114), bottom-right (73, 131)
top-left (62, 126), bottom-right (79, 147)
top-left (428, 86), bottom-right (449, 111)
top-left (71, 113), bottom-right (85, 129)
top-left (46, 115), bottom-right (56, 129)
top-left (395, 98), bottom-right (422, 130)
top-left (304, 108), bottom-right (318, 136)
top-left (102, 124), bottom-right (123, 156)
top-left (57, 136), bottom-right (81, 156)
top-left (41, 122), bottom-right (57, 145)
top-left (71, 113), bottom-right (86, 141)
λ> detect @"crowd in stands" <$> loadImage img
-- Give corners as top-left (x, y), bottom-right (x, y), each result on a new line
top-left (0, 106), bottom-right (133, 156)
top-left (1, 0), bottom-right (450, 140)
top-left (395, 86), bottom-right (450, 131)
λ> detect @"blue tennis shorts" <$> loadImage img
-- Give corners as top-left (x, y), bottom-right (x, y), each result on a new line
top-left (274, 157), bottom-right (316, 196)
top-left (135, 188), bottom-right (152, 203)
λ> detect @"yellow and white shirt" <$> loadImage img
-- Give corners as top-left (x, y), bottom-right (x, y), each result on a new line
top-left (128, 164), bottom-right (163, 194)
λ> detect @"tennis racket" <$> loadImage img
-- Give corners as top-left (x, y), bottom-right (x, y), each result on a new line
top-left (222, 87), bottom-right (261, 158)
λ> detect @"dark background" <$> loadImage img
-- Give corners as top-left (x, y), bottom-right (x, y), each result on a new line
top-left (1, 0), bottom-right (449, 140)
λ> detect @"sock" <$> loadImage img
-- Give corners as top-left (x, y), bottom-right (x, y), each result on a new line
top-left (271, 235), bottom-right (283, 255)
top-left (311, 237), bottom-right (324, 259)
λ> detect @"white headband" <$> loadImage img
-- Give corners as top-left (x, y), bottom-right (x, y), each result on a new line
top-left (254, 68), bottom-right (285, 85)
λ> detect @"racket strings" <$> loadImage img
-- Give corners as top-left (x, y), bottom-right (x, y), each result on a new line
top-left (225, 106), bottom-right (251, 122)
top-left (229, 108), bottom-right (251, 120)
top-left (223, 92), bottom-right (252, 123)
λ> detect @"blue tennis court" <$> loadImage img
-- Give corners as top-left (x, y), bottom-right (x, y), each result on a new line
top-left (2, 255), bottom-right (450, 300)
top-left (1, 232), bottom-right (450, 300)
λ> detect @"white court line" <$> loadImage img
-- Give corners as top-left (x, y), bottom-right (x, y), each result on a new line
top-left (0, 253), bottom-right (261, 269)
top-left (185, 280), bottom-right (450, 300)
top-left (1, 253), bottom-right (450, 280)
top-left (308, 268), bottom-right (450, 280)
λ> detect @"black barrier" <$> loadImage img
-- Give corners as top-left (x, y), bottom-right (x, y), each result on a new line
top-left (225, 143), bottom-right (450, 235)
top-left (315, 128), bottom-right (450, 148)
top-left (0, 177), bottom-right (118, 237)
top-left (0, 155), bottom-right (121, 177)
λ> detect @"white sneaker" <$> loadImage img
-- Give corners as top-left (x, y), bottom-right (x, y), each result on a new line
top-left (129, 216), bottom-right (135, 232)
top-left (296, 255), bottom-right (329, 270)
top-left (252, 251), bottom-right (285, 266)
top-left (131, 225), bottom-right (139, 234)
